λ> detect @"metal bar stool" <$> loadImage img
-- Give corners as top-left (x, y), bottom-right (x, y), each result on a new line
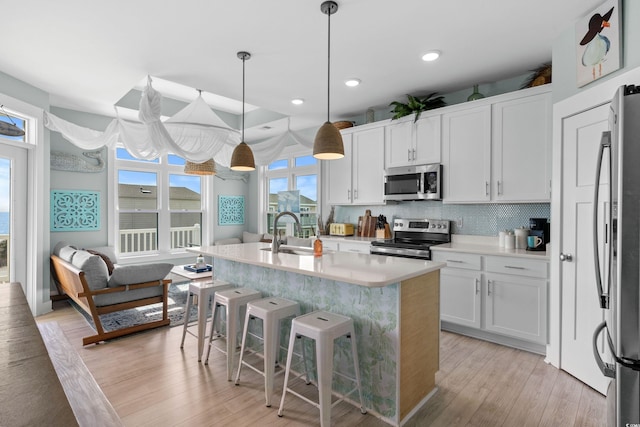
top-left (204, 287), bottom-right (261, 381)
top-left (234, 297), bottom-right (300, 407)
top-left (277, 310), bottom-right (367, 427)
top-left (180, 280), bottom-right (233, 361)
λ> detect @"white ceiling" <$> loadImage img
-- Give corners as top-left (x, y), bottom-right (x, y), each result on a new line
top-left (2, 0), bottom-right (602, 141)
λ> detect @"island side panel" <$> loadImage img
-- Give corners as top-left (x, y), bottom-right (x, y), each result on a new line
top-left (399, 271), bottom-right (440, 420)
top-left (215, 258), bottom-right (401, 421)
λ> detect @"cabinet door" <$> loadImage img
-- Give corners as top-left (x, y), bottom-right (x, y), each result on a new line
top-left (492, 92), bottom-right (552, 201)
top-left (442, 106), bottom-right (491, 202)
top-left (440, 268), bottom-right (482, 328)
top-left (414, 114), bottom-right (441, 164)
top-left (385, 120), bottom-right (414, 168)
top-left (485, 272), bottom-right (547, 344)
top-left (352, 127), bottom-right (385, 205)
top-left (325, 132), bottom-right (353, 205)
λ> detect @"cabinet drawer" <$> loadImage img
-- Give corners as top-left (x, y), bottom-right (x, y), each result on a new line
top-left (485, 256), bottom-right (547, 279)
top-left (323, 240), bottom-right (339, 251)
top-left (432, 251), bottom-right (481, 270)
top-left (339, 242), bottom-right (371, 254)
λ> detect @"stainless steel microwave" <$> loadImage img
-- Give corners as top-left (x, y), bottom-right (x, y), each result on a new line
top-left (383, 164), bottom-right (442, 201)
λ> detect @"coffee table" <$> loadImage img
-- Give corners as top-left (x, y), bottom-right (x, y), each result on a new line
top-left (170, 265), bottom-right (213, 281)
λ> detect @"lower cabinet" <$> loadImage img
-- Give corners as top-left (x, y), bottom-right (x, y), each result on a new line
top-left (432, 250), bottom-right (548, 352)
top-left (321, 238), bottom-right (371, 254)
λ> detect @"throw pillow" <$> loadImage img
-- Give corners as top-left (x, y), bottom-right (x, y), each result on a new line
top-left (85, 249), bottom-right (115, 275)
top-left (71, 250), bottom-right (109, 290)
top-left (107, 263), bottom-right (173, 288)
top-left (242, 231), bottom-right (263, 243)
top-left (58, 245), bottom-right (78, 263)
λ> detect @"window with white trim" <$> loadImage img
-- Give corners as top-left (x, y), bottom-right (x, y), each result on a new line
top-left (263, 148), bottom-right (319, 239)
top-left (114, 148), bottom-right (206, 257)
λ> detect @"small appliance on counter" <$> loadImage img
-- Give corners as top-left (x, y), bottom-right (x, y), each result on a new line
top-left (527, 218), bottom-right (550, 251)
top-left (329, 223), bottom-right (354, 236)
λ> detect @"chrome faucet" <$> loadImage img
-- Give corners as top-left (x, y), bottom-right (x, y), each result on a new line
top-left (272, 211), bottom-right (302, 253)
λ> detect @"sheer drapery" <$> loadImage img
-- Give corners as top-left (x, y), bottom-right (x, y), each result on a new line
top-left (44, 77), bottom-right (313, 167)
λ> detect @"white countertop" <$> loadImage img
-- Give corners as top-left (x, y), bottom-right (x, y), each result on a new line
top-left (430, 235), bottom-right (550, 260)
top-left (188, 242), bottom-right (445, 288)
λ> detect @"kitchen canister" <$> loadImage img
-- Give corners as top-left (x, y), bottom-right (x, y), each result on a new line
top-left (504, 232), bottom-right (516, 249)
top-left (514, 227), bottom-right (530, 249)
top-left (498, 230), bottom-right (508, 247)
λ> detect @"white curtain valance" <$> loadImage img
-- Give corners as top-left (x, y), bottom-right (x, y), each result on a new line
top-left (44, 77), bottom-right (313, 167)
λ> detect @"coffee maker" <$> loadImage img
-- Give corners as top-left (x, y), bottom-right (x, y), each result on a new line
top-left (528, 218), bottom-right (550, 251)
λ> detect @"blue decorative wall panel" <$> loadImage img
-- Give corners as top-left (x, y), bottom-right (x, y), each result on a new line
top-left (218, 195), bottom-right (245, 225)
top-left (51, 190), bottom-right (100, 231)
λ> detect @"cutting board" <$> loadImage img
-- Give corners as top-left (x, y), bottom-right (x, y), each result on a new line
top-left (361, 210), bottom-right (375, 237)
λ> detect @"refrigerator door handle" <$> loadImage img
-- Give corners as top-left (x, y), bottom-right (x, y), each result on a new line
top-left (593, 321), bottom-right (616, 378)
top-left (593, 131), bottom-right (611, 309)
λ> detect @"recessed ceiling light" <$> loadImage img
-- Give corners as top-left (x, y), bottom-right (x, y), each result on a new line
top-left (345, 78), bottom-right (361, 87)
top-left (291, 98), bottom-right (304, 105)
top-left (422, 50), bottom-right (441, 62)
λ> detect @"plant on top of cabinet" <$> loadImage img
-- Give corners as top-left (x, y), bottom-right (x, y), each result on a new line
top-left (389, 93), bottom-right (446, 121)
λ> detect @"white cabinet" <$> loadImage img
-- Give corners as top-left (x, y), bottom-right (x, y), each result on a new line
top-left (492, 92), bottom-right (552, 201)
top-left (432, 250), bottom-right (549, 349)
top-left (484, 256), bottom-right (547, 344)
top-left (325, 125), bottom-right (385, 206)
top-left (442, 106), bottom-right (492, 203)
top-left (441, 86), bottom-right (552, 203)
top-left (385, 114), bottom-right (440, 168)
top-left (321, 238), bottom-right (370, 254)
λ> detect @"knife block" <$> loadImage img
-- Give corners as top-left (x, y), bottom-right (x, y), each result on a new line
top-left (376, 224), bottom-right (391, 239)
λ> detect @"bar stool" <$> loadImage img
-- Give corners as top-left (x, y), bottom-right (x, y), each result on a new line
top-left (204, 287), bottom-right (261, 381)
top-left (277, 310), bottom-right (367, 427)
top-left (180, 279), bottom-right (233, 361)
top-left (234, 297), bottom-right (300, 407)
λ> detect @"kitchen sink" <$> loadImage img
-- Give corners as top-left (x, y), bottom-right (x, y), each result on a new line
top-left (260, 245), bottom-right (315, 256)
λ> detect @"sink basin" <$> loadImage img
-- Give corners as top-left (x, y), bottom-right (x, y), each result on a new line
top-left (261, 245), bottom-right (315, 256)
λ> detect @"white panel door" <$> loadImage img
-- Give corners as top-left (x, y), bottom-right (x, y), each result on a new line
top-left (439, 268), bottom-right (482, 328)
top-left (325, 133), bottom-right (353, 205)
top-left (560, 103), bottom-right (611, 395)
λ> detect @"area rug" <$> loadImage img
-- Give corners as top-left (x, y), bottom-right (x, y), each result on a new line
top-left (71, 282), bottom-right (201, 333)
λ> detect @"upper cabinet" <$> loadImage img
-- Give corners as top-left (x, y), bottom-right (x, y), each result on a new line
top-left (385, 113), bottom-right (441, 168)
top-left (442, 105), bottom-right (492, 203)
top-left (325, 124), bottom-right (385, 206)
top-left (442, 86), bottom-right (552, 203)
top-left (491, 91), bottom-right (552, 202)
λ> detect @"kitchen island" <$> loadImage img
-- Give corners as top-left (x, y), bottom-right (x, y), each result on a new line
top-left (188, 242), bottom-right (445, 426)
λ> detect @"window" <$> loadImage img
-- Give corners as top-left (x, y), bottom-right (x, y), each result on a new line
top-left (263, 150), bottom-right (318, 239)
top-left (114, 148), bottom-right (205, 257)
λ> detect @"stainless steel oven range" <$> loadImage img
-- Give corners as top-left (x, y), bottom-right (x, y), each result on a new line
top-left (370, 218), bottom-right (451, 260)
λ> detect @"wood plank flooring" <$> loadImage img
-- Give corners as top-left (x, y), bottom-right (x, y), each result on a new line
top-left (36, 300), bottom-right (607, 427)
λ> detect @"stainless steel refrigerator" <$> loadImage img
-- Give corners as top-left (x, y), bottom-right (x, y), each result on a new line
top-left (593, 84), bottom-right (640, 426)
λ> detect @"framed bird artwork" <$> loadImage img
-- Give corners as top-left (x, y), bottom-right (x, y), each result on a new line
top-left (576, 0), bottom-right (621, 87)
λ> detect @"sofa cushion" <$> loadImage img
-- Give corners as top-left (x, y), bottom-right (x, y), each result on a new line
top-left (53, 241), bottom-right (75, 257)
top-left (242, 231), bottom-right (263, 243)
top-left (58, 246), bottom-right (78, 263)
top-left (71, 250), bottom-right (109, 290)
top-left (86, 249), bottom-right (115, 275)
top-left (214, 237), bottom-right (242, 246)
top-left (107, 263), bottom-right (173, 288)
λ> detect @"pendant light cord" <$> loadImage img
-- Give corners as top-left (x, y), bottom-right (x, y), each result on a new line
top-left (242, 56), bottom-right (246, 142)
top-left (326, 7), bottom-right (331, 123)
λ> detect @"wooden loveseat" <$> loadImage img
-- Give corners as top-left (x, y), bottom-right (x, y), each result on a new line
top-left (51, 242), bottom-right (173, 345)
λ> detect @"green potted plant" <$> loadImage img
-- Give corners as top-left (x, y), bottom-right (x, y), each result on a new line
top-left (389, 93), bottom-right (446, 122)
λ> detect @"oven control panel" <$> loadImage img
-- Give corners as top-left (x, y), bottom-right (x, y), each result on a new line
top-left (393, 218), bottom-right (450, 233)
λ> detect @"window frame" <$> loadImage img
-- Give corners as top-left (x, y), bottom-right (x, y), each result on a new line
top-left (109, 147), bottom-right (211, 262)
top-left (259, 146), bottom-right (319, 237)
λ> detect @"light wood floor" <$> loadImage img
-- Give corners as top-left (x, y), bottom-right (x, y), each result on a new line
top-left (36, 300), bottom-right (607, 427)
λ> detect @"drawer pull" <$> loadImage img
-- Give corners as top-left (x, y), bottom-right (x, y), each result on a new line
top-left (487, 280), bottom-right (492, 295)
top-left (504, 266), bottom-right (526, 270)
top-left (446, 259), bottom-right (464, 263)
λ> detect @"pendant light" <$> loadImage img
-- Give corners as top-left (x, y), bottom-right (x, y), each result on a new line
top-left (184, 158), bottom-right (216, 175)
top-left (230, 51), bottom-right (256, 171)
top-left (313, 1), bottom-right (344, 160)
